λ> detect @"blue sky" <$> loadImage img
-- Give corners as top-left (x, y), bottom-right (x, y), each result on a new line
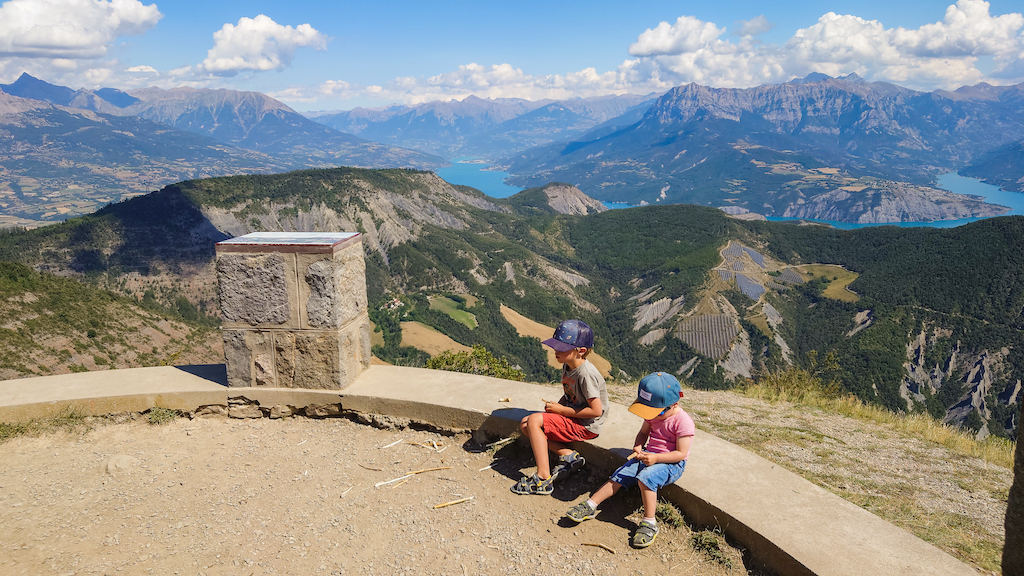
top-left (0, 0), bottom-right (1022, 111)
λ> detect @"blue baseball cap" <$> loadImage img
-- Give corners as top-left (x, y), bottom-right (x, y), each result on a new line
top-left (628, 372), bottom-right (682, 419)
top-left (542, 319), bottom-right (594, 352)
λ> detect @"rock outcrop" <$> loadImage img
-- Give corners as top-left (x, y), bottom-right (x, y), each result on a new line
top-left (540, 183), bottom-right (608, 215)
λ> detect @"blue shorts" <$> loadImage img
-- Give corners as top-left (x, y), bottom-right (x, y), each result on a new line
top-left (609, 458), bottom-right (686, 491)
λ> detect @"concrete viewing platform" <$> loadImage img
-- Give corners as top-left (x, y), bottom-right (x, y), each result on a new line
top-left (0, 364), bottom-right (981, 576)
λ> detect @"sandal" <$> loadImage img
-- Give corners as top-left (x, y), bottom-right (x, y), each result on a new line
top-left (510, 473), bottom-right (553, 495)
top-left (566, 501), bottom-right (597, 523)
top-left (632, 522), bottom-right (658, 548)
top-left (551, 451), bottom-right (586, 482)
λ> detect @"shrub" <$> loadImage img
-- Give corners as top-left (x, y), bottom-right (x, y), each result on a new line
top-left (146, 407), bottom-right (179, 425)
top-left (690, 529), bottom-right (733, 568)
top-left (425, 345), bottom-right (526, 381)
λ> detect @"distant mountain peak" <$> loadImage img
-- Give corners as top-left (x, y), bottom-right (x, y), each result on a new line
top-left (790, 72), bottom-right (834, 84)
top-left (0, 73), bottom-right (76, 105)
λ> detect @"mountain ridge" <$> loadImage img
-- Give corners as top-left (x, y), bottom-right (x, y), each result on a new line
top-left (0, 167), bottom-right (1020, 441)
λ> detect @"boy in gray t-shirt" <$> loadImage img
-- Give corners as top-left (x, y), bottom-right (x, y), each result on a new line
top-left (512, 320), bottom-right (608, 496)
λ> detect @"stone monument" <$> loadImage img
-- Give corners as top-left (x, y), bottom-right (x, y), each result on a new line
top-left (215, 232), bottom-right (371, 389)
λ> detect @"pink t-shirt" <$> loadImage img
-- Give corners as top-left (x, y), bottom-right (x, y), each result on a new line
top-left (645, 408), bottom-right (695, 460)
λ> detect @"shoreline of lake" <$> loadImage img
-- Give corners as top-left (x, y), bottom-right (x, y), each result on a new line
top-left (434, 160), bottom-right (1022, 229)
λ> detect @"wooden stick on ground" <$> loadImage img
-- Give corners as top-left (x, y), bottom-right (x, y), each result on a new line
top-left (581, 542), bottom-right (616, 554)
top-left (434, 496), bottom-right (473, 509)
top-left (486, 437), bottom-right (514, 449)
top-left (358, 463), bottom-right (383, 471)
top-left (408, 466), bottom-right (451, 475)
top-left (374, 474), bottom-right (413, 488)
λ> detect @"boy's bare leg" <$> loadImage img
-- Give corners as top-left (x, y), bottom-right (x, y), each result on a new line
top-left (548, 440), bottom-right (571, 457)
top-left (522, 413), bottom-right (552, 478)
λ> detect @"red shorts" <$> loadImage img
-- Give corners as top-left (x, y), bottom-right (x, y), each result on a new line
top-left (542, 413), bottom-right (599, 443)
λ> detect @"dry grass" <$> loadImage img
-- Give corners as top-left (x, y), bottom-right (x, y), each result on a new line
top-left (797, 264), bottom-right (860, 302)
top-left (742, 383), bottom-right (1014, 469)
top-left (0, 407), bottom-right (96, 444)
top-left (400, 321), bottom-right (472, 356)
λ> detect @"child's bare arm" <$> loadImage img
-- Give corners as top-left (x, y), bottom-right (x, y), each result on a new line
top-left (628, 421), bottom-right (653, 459)
top-left (546, 396), bottom-right (602, 419)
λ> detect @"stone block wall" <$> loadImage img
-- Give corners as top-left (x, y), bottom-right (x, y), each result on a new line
top-left (215, 232), bottom-right (371, 389)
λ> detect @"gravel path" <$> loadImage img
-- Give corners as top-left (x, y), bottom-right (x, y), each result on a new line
top-left (0, 415), bottom-right (742, 576)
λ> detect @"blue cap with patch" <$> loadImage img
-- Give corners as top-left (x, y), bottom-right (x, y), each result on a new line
top-left (628, 372), bottom-right (682, 419)
top-left (542, 319), bottom-right (594, 352)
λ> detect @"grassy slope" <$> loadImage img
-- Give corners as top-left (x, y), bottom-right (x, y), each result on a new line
top-left (0, 261), bottom-right (221, 379)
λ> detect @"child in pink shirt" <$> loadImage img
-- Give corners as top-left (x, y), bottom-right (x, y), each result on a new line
top-left (564, 371), bottom-right (694, 548)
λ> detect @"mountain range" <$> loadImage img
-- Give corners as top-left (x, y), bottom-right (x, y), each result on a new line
top-left (308, 93), bottom-right (659, 159)
top-left (495, 74), bottom-right (1024, 220)
top-left (0, 74), bottom-right (443, 225)
top-left (0, 167), bottom-right (1020, 440)
top-left (3, 72), bottom-right (1024, 227)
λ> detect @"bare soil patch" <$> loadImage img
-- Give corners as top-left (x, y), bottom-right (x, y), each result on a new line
top-left (0, 415), bottom-right (744, 576)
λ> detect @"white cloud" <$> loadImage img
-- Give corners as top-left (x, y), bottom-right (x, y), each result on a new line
top-left (290, 63), bottom-right (636, 106)
top-left (198, 15), bottom-right (327, 76)
top-left (0, 0), bottom-right (161, 59)
top-left (270, 1), bottom-right (1024, 109)
top-left (735, 15), bottom-right (774, 37)
top-left (126, 65), bottom-right (157, 73)
top-left (615, 0), bottom-right (1024, 91)
top-left (629, 16), bottom-right (728, 57)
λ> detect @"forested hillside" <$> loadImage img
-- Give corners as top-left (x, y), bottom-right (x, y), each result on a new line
top-left (0, 167), bottom-right (1019, 437)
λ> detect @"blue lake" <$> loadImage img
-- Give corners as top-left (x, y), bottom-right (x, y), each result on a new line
top-left (435, 158), bottom-right (523, 198)
top-left (435, 160), bottom-right (1023, 228)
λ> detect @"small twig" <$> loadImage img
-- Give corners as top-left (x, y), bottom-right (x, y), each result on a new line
top-left (437, 445), bottom-right (450, 454)
top-left (358, 463), bottom-right (383, 472)
top-left (296, 439), bottom-right (307, 446)
top-left (340, 486), bottom-right (353, 497)
top-left (434, 496), bottom-right (473, 509)
top-left (382, 437), bottom-right (405, 449)
top-left (486, 437), bottom-right (514, 449)
top-left (479, 458), bottom-right (502, 471)
top-left (581, 542), bottom-right (616, 554)
top-left (392, 478), bottom-right (411, 489)
top-left (375, 474), bottom-right (413, 488)
top-left (408, 466), bottom-right (451, 475)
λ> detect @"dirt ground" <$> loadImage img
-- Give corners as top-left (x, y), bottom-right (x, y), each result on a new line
top-left (0, 414), bottom-right (745, 576)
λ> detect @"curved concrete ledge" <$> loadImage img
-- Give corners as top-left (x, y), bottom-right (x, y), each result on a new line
top-left (0, 364), bottom-right (979, 576)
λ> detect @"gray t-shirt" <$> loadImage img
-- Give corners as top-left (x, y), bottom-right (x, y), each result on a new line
top-left (559, 360), bottom-right (608, 434)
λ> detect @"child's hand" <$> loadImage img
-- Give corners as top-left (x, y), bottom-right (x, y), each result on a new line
top-left (632, 447), bottom-right (657, 465)
top-left (639, 451), bottom-right (659, 465)
top-left (543, 401), bottom-right (564, 415)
